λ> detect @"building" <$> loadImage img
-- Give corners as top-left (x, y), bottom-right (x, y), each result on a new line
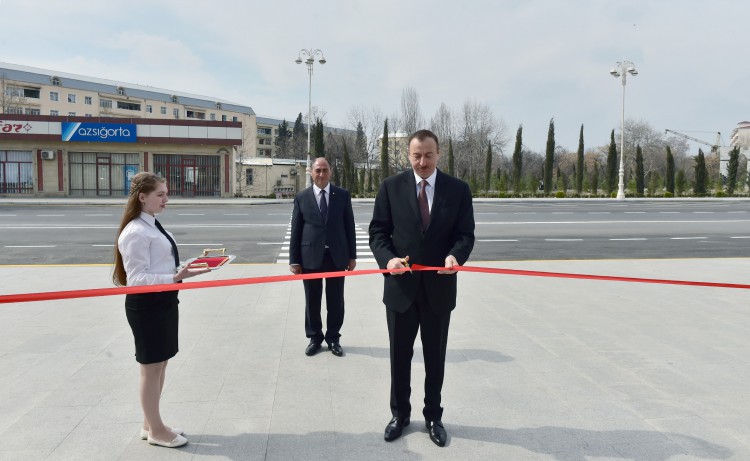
top-left (239, 157), bottom-right (305, 198)
top-left (1, 62), bottom-right (255, 197)
top-left (377, 131), bottom-right (410, 171)
top-left (730, 121), bottom-right (750, 151)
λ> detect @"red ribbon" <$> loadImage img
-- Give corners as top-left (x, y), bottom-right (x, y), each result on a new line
top-left (1, 264), bottom-right (747, 304)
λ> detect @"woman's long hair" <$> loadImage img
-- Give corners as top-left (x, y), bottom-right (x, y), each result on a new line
top-left (112, 172), bottom-right (166, 286)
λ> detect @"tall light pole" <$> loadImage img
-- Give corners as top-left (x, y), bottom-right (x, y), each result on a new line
top-left (610, 60), bottom-right (638, 200)
top-left (295, 48), bottom-right (326, 188)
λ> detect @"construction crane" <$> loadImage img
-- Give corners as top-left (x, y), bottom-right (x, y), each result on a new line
top-left (664, 129), bottom-right (721, 153)
top-left (664, 129), bottom-right (729, 182)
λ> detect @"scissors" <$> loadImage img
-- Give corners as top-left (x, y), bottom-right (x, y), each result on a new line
top-left (400, 256), bottom-right (412, 274)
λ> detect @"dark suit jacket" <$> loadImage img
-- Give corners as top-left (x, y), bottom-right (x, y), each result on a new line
top-left (290, 184), bottom-right (356, 270)
top-left (369, 169), bottom-right (475, 315)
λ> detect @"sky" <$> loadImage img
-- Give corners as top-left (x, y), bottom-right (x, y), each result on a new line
top-left (1, 0), bottom-right (747, 154)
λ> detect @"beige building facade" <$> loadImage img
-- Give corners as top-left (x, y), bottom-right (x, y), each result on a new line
top-left (1, 62), bottom-right (256, 197)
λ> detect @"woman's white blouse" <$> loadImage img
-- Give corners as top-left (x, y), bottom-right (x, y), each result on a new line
top-left (118, 212), bottom-right (177, 286)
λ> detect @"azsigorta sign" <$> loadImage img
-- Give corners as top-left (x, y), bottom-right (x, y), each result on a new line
top-left (61, 122), bottom-right (136, 143)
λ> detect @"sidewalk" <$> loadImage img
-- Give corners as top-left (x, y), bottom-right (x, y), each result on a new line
top-left (0, 259), bottom-right (749, 460)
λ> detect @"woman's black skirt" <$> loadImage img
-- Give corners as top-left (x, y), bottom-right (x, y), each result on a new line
top-left (125, 290), bottom-right (179, 364)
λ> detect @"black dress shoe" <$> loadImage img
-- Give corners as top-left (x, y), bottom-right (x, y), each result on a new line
top-left (384, 416), bottom-right (410, 442)
top-left (305, 340), bottom-right (322, 356)
top-left (328, 341), bottom-right (343, 357)
top-left (426, 420), bottom-right (447, 447)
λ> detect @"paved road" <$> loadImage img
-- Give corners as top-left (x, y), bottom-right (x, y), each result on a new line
top-left (1, 199), bottom-right (749, 265)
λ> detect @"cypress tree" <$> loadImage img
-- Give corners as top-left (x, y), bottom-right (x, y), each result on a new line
top-left (380, 119), bottom-right (390, 179)
top-left (606, 129), bottom-right (617, 196)
top-left (576, 124), bottom-right (584, 194)
top-left (447, 138), bottom-right (455, 176)
top-left (591, 162), bottom-right (599, 194)
top-left (676, 169), bottom-right (687, 195)
top-left (292, 113), bottom-right (305, 159)
top-left (727, 147), bottom-right (740, 195)
top-left (484, 142), bottom-right (492, 191)
top-left (544, 118), bottom-right (555, 195)
top-left (635, 145), bottom-right (644, 196)
top-left (512, 125), bottom-right (523, 194)
top-left (313, 118), bottom-right (325, 158)
top-left (665, 146), bottom-right (675, 195)
top-left (342, 142), bottom-right (352, 190)
top-left (694, 149), bottom-right (707, 195)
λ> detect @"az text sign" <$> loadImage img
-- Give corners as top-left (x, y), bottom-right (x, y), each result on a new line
top-left (62, 122), bottom-right (136, 143)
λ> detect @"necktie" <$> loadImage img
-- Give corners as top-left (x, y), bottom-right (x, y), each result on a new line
top-left (319, 189), bottom-right (328, 221)
top-left (419, 180), bottom-right (430, 231)
top-left (154, 219), bottom-right (180, 268)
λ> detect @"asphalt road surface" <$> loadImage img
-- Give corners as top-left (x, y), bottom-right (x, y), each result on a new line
top-left (1, 199), bottom-right (750, 265)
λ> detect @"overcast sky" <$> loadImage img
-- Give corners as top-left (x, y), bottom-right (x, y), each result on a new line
top-left (2, 0), bottom-right (747, 154)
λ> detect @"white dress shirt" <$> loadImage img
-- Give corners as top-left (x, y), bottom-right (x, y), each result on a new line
top-left (413, 170), bottom-right (437, 212)
top-left (117, 212), bottom-right (177, 286)
top-left (312, 183), bottom-right (331, 211)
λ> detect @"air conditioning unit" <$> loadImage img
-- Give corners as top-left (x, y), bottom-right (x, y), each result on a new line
top-left (41, 150), bottom-right (55, 160)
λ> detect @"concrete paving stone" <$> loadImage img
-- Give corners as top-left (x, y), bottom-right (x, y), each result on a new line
top-left (2, 260), bottom-right (750, 459)
top-left (193, 418), bottom-right (270, 460)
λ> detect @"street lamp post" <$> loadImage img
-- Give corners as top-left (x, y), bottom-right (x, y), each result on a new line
top-left (610, 60), bottom-right (638, 200)
top-left (295, 48), bottom-right (326, 188)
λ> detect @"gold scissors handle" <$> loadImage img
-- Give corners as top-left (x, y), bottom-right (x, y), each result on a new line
top-left (201, 248), bottom-right (226, 256)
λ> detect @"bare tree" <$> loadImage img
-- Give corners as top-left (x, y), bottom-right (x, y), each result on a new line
top-left (400, 86), bottom-right (424, 135)
top-left (346, 104), bottom-right (385, 167)
top-left (454, 99), bottom-right (509, 184)
top-left (0, 73), bottom-right (27, 114)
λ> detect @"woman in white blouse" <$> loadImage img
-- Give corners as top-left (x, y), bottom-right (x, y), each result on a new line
top-left (113, 172), bottom-right (208, 448)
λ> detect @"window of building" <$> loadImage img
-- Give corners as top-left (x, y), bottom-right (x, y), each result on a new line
top-left (246, 168), bottom-right (253, 185)
top-left (257, 128), bottom-right (272, 135)
top-left (100, 99), bottom-right (113, 109)
top-left (67, 112), bottom-right (76, 116)
top-left (49, 91), bottom-right (59, 102)
top-left (85, 114), bottom-right (92, 117)
top-left (7, 86), bottom-right (40, 99)
top-left (215, 102), bottom-right (222, 109)
top-left (221, 115), bottom-right (227, 122)
top-left (5, 107), bottom-right (23, 115)
top-left (84, 96), bottom-right (92, 105)
top-left (116, 101), bottom-right (141, 111)
top-left (51, 76), bottom-right (61, 86)
top-left (160, 106), bottom-right (167, 115)
top-left (68, 94), bottom-right (76, 103)
top-left (24, 108), bottom-right (40, 115)
top-left (232, 116), bottom-right (238, 122)
top-left (117, 86), bottom-right (126, 96)
top-left (171, 95), bottom-right (178, 103)
top-left (50, 110), bottom-right (59, 116)
top-left (210, 113), bottom-right (216, 121)
top-left (0, 150), bottom-right (34, 194)
top-left (68, 152), bottom-right (140, 196)
top-left (153, 154), bottom-right (221, 197)
top-left (173, 108), bottom-right (179, 119)
top-left (186, 110), bottom-right (205, 120)
top-left (146, 105), bottom-right (153, 113)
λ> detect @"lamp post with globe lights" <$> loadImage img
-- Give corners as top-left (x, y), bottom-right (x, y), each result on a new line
top-left (610, 60), bottom-right (638, 200)
top-left (295, 48), bottom-right (326, 188)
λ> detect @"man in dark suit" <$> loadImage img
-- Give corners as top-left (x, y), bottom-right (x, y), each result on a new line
top-left (369, 129), bottom-right (475, 447)
top-left (290, 157), bottom-right (356, 357)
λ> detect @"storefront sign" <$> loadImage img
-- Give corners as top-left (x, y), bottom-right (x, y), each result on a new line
top-left (0, 121), bottom-right (32, 134)
top-left (62, 122), bottom-right (136, 143)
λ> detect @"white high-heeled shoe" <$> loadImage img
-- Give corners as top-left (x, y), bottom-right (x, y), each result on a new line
top-left (140, 427), bottom-right (184, 440)
top-left (147, 433), bottom-right (188, 448)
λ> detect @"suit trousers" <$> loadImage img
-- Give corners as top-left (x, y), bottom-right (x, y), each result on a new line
top-left (302, 250), bottom-right (345, 344)
top-left (386, 282), bottom-right (451, 421)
